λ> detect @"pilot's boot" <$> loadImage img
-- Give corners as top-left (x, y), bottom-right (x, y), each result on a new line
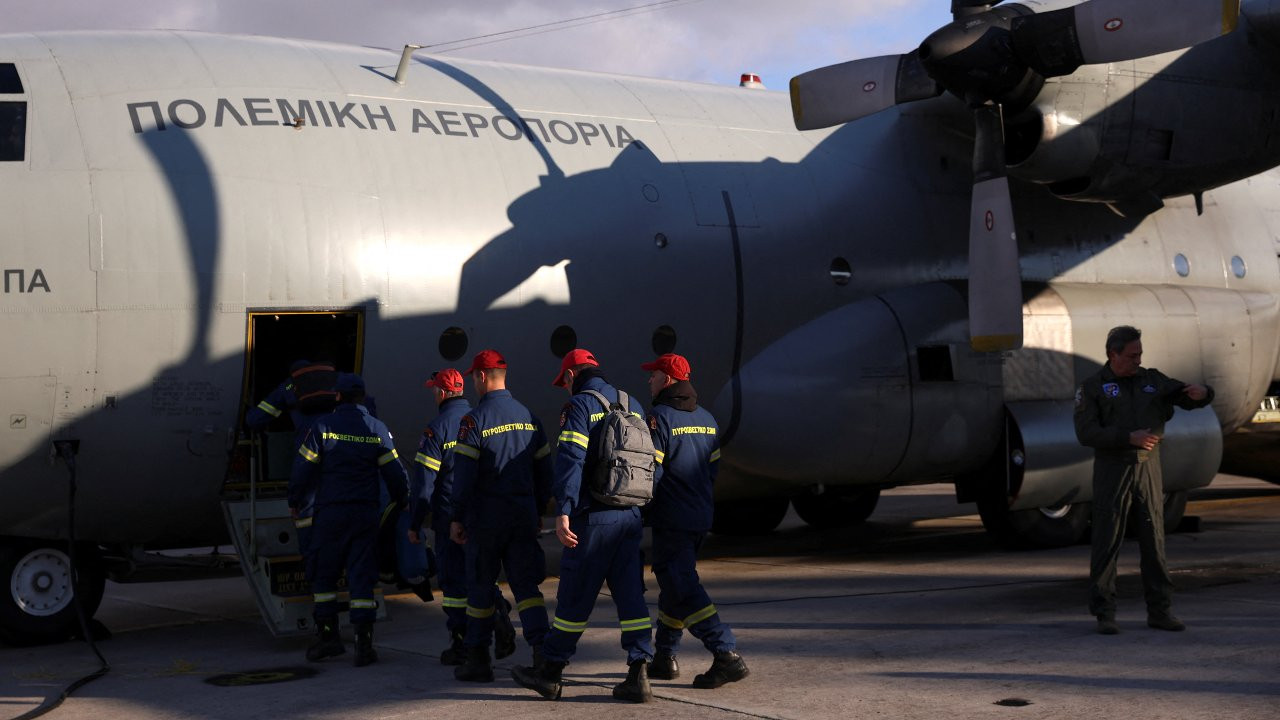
top-left (440, 630), bottom-right (466, 665)
top-left (648, 650), bottom-right (679, 680)
top-left (353, 623), bottom-right (378, 667)
top-left (612, 659), bottom-right (653, 703)
top-left (1147, 611), bottom-right (1186, 632)
top-left (454, 645), bottom-right (494, 683)
top-left (494, 595), bottom-right (517, 660)
top-left (306, 618), bottom-right (345, 662)
top-left (1096, 614), bottom-right (1120, 635)
top-left (692, 651), bottom-right (749, 689)
top-left (512, 659), bottom-right (566, 700)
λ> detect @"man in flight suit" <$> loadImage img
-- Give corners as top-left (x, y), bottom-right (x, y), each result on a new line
top-left (449, 350), bottom-right (553, 682)
top-left (1074, 325), bottom-right (1213, 635)
top-left (291, 373), bottom-right (409, 666)
top-left (512, 348), bottom-right (655, 703)
top-left (408, 367), bottom-right (516, 665)
top-left (641, 353), bottom-right (748, 689)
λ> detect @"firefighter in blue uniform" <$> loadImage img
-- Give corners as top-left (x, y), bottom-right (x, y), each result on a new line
top-left (246, 359), bottom-right (338, 601)
top-left (448, 350), bottom-right (553, 682)
top-left (641, 353), bottom-right (749, 688)
top-left (512, 348), bottom-right (655, 703)
top-left (408, 367), bottom-right (516, 665)
top-left (291, 373), bottom-right (409, 667)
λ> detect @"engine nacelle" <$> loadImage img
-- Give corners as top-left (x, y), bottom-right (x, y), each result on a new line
top-left (1005, 23), bottom-right (1280, 215)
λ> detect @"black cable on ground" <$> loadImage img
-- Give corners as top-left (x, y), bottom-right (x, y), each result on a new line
top-left (8, 442), bottom-right (111, 720)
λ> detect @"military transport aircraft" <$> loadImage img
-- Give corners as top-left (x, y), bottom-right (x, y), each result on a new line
top-left (2, 0), bottom-right (1277, 642)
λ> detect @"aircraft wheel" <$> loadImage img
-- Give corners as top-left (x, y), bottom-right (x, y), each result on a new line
top-left (1162, 490), bottom-right (1189, 530)
top-left (711, 497), bottom-right (790, 536)
top-left (1125, 490), bottom-right (1190, 537)
top-left (0, 540), bottom-right (105, 646)
top-left (792, 489), bottom-right (881, 529)
top-left (976, 496), bottom-right (1092, 549)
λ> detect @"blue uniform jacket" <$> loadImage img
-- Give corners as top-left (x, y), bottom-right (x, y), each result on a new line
top-left (646, 382), bottom-right (721, 532)
top-left (410, 396), bottom-right (472, 531)
top-left (291, 403), bottom-right (409, 510)
top-left (554, 371), bottom-right (646, 519)
top-left (450, 389), bottom-right (553, 531)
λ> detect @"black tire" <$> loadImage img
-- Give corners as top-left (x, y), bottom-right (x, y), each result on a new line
top-left (711, 497), bottom-right (790, 536)
top-left (0, 540), bottom-right (105, 646)
top-left (792, 489), bottom-right (881, 529)
top-left (1162, 490), bottom-right (1189, 531)
top-left (1125, 489), bottom-right (1190, 537)
top-left (977, 496), bottom-right (1092, 549)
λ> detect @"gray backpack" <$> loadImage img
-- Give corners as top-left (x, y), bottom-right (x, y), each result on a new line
top-left (582, 389), bottom-right (657, 508)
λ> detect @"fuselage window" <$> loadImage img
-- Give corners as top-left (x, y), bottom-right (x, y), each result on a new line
top-left (0, 64), bottom-right (22, 94)
top-left (0, 102), bottom-right (26, 162)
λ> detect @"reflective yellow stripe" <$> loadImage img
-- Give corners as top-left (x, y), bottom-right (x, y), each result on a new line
top-left (657, 611), bottom-right (684, 629)
top-left (552, 616), bottom-right (588, 633)
top-left (654, 450), bottom-right (665, 465)
top-left (684, 604), bottom-right (717, 626)
top-left (294, 517), bottom-right (313, 529)
top-left (441, 596), bottom-right (468, 609)
top-left (380, 502), bottom-right (399, 526)
top-left (350, 599), bottom-right (377, 609)
top-left (377, 449), bottom-right (399, 466)
top-left (558, 431), bottom-right (589, 449)
top-left (534, 444), bottom-right (551, 460)
top-left (257, 400), bottom-right (282, 418)
top-left (455, 444), bottom-right (480, 459)
top-left (516, 597), bottom-right (546, 612)
top-left (298, 445), bottom-right (320, 463)
top-left (620, 617), bottom-right (652, 631)
top-left (710, 449), bottom-right (721, 463)
top-left (467, 605), bottom-right (495, 619)
top-left (314, 592), bottom-right (337, 603)
top-left (415, 452), bottom-right (442, 471)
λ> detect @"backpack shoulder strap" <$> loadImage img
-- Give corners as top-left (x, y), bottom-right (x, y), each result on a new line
top-left (615, 389), bottom-right (630, 413)
top-left (582, 389), bottom-right (610, 412)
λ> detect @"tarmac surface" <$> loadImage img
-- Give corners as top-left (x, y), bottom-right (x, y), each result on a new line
top-left (2, 474), bottom-right (1279, 720)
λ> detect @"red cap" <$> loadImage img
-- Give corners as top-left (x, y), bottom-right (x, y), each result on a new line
top-left (641, 353), bottom-right (691, 381)
top-left (464, 349), bottom-right (508, 375)
top-left (424, 368), bottom-right (464, 392)
top-left (553, 348), bottom-right (599, 387)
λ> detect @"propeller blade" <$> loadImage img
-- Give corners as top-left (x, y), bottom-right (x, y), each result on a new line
top-left (789, 51), bottom-right (939, 131)
top-left (1012, 0), bottom-right (1240, 77)
top-left (968, 104), bottom-right (1023, 352)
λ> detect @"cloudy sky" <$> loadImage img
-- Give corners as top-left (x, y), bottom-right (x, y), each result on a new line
top-left (0, 0), bottom-right (949, 88)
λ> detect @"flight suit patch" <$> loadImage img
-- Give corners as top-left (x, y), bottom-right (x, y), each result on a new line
top-left (648, 415), bottom-right (658, 430)
top-left (458, 415), bottom-right (477, 442)
top-left (559, 404), bottom-right (570, 428)
top-left (1102, 382), bottom-right (1120, 398)
top-left (1143, 384), bottom-right (1156, 393)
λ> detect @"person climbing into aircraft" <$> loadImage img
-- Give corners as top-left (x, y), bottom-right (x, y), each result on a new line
top-left (291, 373), bottom-right (409, 667)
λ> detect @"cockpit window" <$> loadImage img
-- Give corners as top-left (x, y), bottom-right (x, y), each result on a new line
top-left (0, 64), bottom-right (22, 94)
top-left (0, 102), bottom-right (26, 161)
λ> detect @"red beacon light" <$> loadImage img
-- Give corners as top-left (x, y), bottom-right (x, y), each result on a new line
top-left (739, 73), bottom-right (765, 89)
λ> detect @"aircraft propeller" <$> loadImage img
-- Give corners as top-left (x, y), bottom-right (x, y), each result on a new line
top-left (789, 0), bottom-right (1241, 351)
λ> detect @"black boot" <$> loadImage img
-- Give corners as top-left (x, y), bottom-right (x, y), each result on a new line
top-left (648, 650), bottom-right (679, 680)
top-left (692, 651), bottom-right (749, 689)
top-left (612, 659), bottom-right (653, 703)
top-left (494, 595), bottom-right (516, 660)
top-left (512, 659), bottom-right (565, 700)
top-left (305, 618), bottom-right (345, 662)
top-left (440, 630), bottom-right (466, 665)
top-left (454, 645), bottom-right (494, 683)
top-left (353, 623), bottom-right (378, 667)
top-left (410, 580), bottom-right (434, 603)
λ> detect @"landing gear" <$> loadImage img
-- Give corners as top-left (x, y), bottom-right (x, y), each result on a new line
top-left (0, 539), bottom-right (105, 645)
top-left (976, 496), bottom-right (1092, 548)
top-left (792, 488), bottom-right (881, 529)
top-left (711, 497), bottom-right (790, 536)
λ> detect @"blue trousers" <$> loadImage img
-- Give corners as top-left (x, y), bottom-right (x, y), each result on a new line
top-left (436, 525), bottom-right (469, 635)
top-left (463, 522), bottom-right (548, 650)
top-left (312, 503), bottom-right (379, 624)
top-left (542, 510), bottom-right (653, 664)
top-left (652, 528), bottom-right (735, 654)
